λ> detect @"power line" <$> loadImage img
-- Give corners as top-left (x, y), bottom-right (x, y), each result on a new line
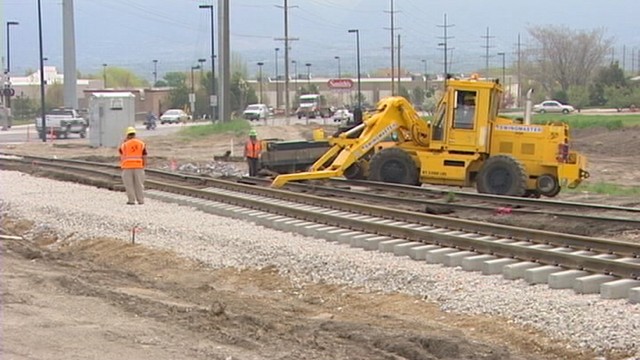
top-left (437, 13), bottom-right (454, 86)
top-left (481, 27), bottom-right (495, 78)
top-left (384, 0), bottom-right (400, 95)
top-left (275, 0), bottom-right (299, 123)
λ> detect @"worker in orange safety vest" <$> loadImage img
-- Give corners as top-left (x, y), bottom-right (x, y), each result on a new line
top-left (244, 128), bottom-right (262, 176)
top-left (119, 126), bottom-right (147, 205)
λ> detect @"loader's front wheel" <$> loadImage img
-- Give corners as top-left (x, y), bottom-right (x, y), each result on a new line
top-left (476, 155), bottom-right (527, 196)
top-left (368, 148), bottom-right (419, 185)
top-left (344, 160), bottom-right (368, 180)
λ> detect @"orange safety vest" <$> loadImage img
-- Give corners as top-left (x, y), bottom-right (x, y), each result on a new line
top-left (120, 138), bottom-right (146, 169)
top-left (245, 139), bottom-right (262, 159)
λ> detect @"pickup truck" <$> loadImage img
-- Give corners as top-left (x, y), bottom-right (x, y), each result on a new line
top-left (36, 108), bottom-right (88, 139)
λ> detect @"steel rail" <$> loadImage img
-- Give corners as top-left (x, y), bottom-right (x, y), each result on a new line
top-left (2, 155), bottom-right (639, 258)
top-left (329, 178), bottom-right (640, 213)
top-left (145, 180), bottom-right (640, 280)
top-left (2, 155), bottom-right (639, 279)
top-left (242, 177), bottom-right (640, 225)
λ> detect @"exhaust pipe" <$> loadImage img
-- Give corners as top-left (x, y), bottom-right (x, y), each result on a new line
top-left (524, 88), bottom-right (534, 125)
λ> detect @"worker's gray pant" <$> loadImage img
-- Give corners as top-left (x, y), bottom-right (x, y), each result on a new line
top-left (121, 168), bottom-right (145, 204)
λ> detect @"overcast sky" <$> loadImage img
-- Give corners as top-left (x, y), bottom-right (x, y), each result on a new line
top-left (3, 0), bottom-right (639, 80)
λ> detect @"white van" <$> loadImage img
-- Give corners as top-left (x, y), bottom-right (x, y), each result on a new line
top-left (243, 104), bottom-right (269, 121)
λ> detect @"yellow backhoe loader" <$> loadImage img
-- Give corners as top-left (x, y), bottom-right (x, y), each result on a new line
top-left (271, 76), bottom-right (589, 197)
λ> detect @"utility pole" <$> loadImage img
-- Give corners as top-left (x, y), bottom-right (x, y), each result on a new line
top-left (275, 0), bottom-right (299, 124)
top-left (481, 27), bottom-right (494, 79)
top-left (384, 0), bottom-right (399, 96)
top-left (257, 62), bottom-right (264, 104)
top-left (622, 45), bottom-right (626, 72)
top-left (437, 13), bottom-right (454, 89)
top-left (198, 3), bottom-right (216, 121)
top-left (516, 33), bottom-right (522, 108)
top-left (274, 47), bottom-right (280, 109)
top-left (218, 0), bottom-right (230, 122)
top-left (397, 33), bottom-right (401, 92)
top-left (62, 0), bottom-right (77, 109)
top-left (37, 0), bottom-right (47, 142)
top-left (152, 59), bottom-right (158, 86)
top-left (632, 48), bottom-right (636, 75)
top-left (421, 59), bottom-right (428, 96)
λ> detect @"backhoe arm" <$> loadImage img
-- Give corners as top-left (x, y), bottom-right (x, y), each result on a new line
top-left (271, 96), bottom-right (429, 188)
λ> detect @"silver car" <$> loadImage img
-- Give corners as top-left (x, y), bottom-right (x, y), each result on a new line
top-left (533, 100), bottom-right (575, 114)
top-left (160, 109), bottom-right (190, 124)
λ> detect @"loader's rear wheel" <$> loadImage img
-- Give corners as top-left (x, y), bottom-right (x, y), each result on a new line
top-left (476, 155), bottom-right (527, 196)
top-left (536, 173), bottom-right (561, 197)
top-left (368, 148), bottom-right (419, 185)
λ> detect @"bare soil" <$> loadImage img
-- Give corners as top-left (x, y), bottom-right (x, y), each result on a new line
top-left (1, 217), bottom-right (598, 360)
top-left (2, 124), bottom-right (640, 359)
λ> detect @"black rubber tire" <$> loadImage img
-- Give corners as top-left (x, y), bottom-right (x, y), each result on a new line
top-left (539, 109), bottom-right (546, 114)
top-left (344, 160), bottom-right (367, 180)
top-left (368, 147), bottom-right (419, 185)
top-left (562, 109), bottom-right (569, 114)
top-left (536, 173), bottom-right (561, 197)
top-left (476, 155), bottom-right (527, 196)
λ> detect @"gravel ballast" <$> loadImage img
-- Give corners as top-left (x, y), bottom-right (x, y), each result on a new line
top-left (1, 170), bottom-right (639, 357)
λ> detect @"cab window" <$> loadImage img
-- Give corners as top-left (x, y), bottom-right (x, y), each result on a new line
top-left (453, 90), bottom-right (476, 129)
top-left (431, 100), bottom-right (447, 141)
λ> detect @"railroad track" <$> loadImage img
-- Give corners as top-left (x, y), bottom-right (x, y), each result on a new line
top-left (243, 177), bottom-right (640, 227)
top-left (2, 153), bottom-right (640, 303)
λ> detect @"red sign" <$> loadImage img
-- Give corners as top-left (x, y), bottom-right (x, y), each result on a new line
top-left (327, 78), bottom-right (353, 89)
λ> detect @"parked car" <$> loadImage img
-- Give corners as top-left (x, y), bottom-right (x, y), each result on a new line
top-left (160, 109), bottom-right (190, 124)
top-left (333, 109), bottom-right (353, 125)
top-left (533, 100), bottom-right (575, 114)
top-left (243, 104), bottom-right (269, 121)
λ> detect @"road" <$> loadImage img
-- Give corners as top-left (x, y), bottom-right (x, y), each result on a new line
top-left (0, 122), bottom-right (202, 145)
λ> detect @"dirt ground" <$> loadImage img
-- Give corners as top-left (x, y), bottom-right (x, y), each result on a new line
top-left (1, 217), bottom-right (598, 360)
top-left (2, 124), bottom-right (640, 359)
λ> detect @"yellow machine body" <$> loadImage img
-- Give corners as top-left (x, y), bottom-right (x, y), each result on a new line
top-left (272, 77), bottom-right (589, 197)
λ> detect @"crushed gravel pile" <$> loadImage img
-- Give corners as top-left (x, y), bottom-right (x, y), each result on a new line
top-left (1, 170), bottom-right (639, 357)
top-left (157, 160), bottom-right (245, 177)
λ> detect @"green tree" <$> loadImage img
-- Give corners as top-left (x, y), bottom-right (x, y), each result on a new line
top-left (411, 86), bottom-right (426, 106)
top-left (163, 72), bottom-right (187, 87)
top-left (229, 71), bottom-right (258, 113)
top-left (398, 85), bottom-right (411, 101)
top-left (12, 96), bottom-right (38, 120)
top-left (524, 26), bottom-right (611, 94)
top-left (589, 61), bottom-right (627, 106)
top-left (96, 67), bottom-right (149, 88)
top-left (567, 85), bottom-right (590, 111)
top-left (45, 83), bottom-right (64, 110)
top-left (167, 85), bottom-right (189, 110)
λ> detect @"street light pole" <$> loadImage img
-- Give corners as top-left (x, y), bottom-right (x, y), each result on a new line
top-left (199, 4), bottom-right (215, 121)
top-left (152, 59), bottom-right (158, 86)
top-left (421, 59), bottom-right (428, 96)
top-left (190, 65), bottom-right (200, 117)
top-left (274, 48), bottom-right (280, 109)
top-left (497, 51), bottom-right (506, 104)
top-left (5, 21), bottom-right (19, 109)
top-left (102, 63), bottom-right (107, 88)
top-left (334, 56), bottom-right (341, 78)
top-left (305, 63), bottom-right (311, 88)
top-left (6, 21), bottom-right (19, 74)
top-left (37, 0), bottom-right (46, 142)
top-left (497, 52), bottom-right (506, 85)
top-left (198, 58), bottom-right (206, 83)
top-left (348, 29), bottom-right (362, 117)
top-left (257, 62), bottom-right (264, 104)
top-left (292, 60), bottom-right (298, 91)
